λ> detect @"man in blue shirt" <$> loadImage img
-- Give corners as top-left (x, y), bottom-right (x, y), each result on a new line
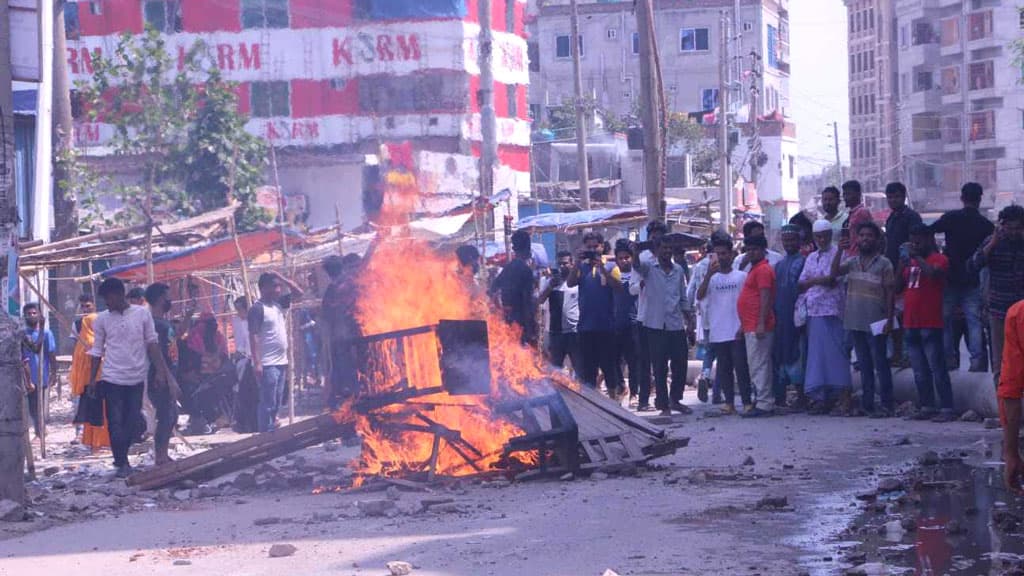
top-left (22, 302), bottom-right (56, 438)
top-left (568, 232), bottom-right (623, 397)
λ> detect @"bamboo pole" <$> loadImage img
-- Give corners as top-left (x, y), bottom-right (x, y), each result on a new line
top-left (335, 204), bottom-right (345, 255)
top-left (34, 271), bottom-right (46, 459)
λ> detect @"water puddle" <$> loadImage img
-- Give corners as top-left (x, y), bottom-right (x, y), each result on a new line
top-left (843, 459), bottom-right (1024, 575)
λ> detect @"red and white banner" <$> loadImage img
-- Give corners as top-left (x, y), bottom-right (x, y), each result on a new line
top-left (67, 21), bottom-right (529, 85)
top-left (75, 113), bottom-right (531, 148)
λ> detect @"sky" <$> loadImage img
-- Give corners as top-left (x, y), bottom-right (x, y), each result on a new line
top-left (789, 0), bottom-right (850, 177)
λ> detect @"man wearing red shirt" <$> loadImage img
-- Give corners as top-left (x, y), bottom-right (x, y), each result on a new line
top-left (999, 300), bottom-right (1024, 493)
top-left (738, 236), bottom-right (776, 417)
top-left (899, 225), bottom-right (954, 420)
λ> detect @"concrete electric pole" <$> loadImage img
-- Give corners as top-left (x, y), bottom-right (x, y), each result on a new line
top-left (636, 0), bottom-right (664, 221)
top-left (477, 0), bottom-right (497, 201)
top-left (569, 0), bottom-right (590, 210)
top-left (718, 11), bottom-right (732, 233)
top-left (0, 0), bottom-right (26, 505)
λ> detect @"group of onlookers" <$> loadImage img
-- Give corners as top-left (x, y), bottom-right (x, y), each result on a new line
top-left (490, 180), bottom-right (1024, 422)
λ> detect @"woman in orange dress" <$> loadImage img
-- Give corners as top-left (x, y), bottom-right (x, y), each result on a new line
top-left (70, 313), bottom-right (109, 451)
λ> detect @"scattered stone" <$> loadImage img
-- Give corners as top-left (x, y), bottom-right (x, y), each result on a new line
top-left (254, 517), bottom-right (282, 526)
top-left (918, 451), bottom-right (940, 466)
top-left (993, 509), bottom-right (1021, 532)
top-left (194, 485), bottom-right (221, 499)
top-left (601, 571), bottom-right (621, 576)
top-left (343, 435), bottom-right (362, 447)
top-left (901, 517), bottom-right (917, 532)
top-left (846, 563), bottom-right (892, 576)
top-left (172, 490), bottom-right (191, 502)
top-left (959, 410), bottom-right (983, 423)
top-left (895, 401), bottom-right (916, 418)
top-left (559, 473), bottom-right (574, 481)
top-left (741, 455), bottom-right (756, 467)
top-left (43, 466), bottom-right (61, 477)
top-left (233, 473), bottom-right (257, 491)
top-left (688, 470), bottom-right (708, 484)
top-left (357, 499), bottom-right (397, 517)
top-left (843, 551), bottom-right (867, 566)
top-left (179, 480), bottom-right (197, 489)
top-left (755, 495), bottom-right (789, 510)
top-left (386, 486), bottom-right (402, 501)
top-left (51, 480), bottom-right (67, 490)
top-left (590, 472), bottom-right (609, 481)
top-left (894, 436), bottom-right (912, 446)
top-left (268, 544), bottom-right (297, 558)
top-left (855, 491), bottom-right (877, 502)
top-left (173, 560), bottom-right (191, 566)
top-left (0, 500), bottom-right (25, 522)
top-left (877, 478), bottom-right (904, 493)
top-left (387, 561), bottom-right (413, 575)
top-left (946, 520), bottom-right (967, 536)
top-left (984, 418), bottom-right (1001, 430)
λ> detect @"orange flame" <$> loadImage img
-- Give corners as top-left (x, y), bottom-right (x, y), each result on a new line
top-left (332, 240), bottom-right (548, 480)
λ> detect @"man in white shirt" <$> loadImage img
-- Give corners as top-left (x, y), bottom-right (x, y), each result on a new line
top-left (249, 271), bottom-right (304, 432)
top-left (231, 296), bottom-right (251, 358)
top-left (539, 251), bottom-right (582, 375)
top-left (697, 236), bottom-right (752, 415)
top-left (87, 278), bottom-right (171, 478)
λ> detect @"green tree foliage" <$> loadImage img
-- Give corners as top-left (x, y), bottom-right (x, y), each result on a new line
top-left (76, 28), bottom-right (268, 229)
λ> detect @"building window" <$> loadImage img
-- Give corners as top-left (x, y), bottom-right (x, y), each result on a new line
top-left (912, 113), bottom-right (941, 142)
top-left (941, 65), bottom-right (961, 95)
top-left (555, 35), bottom-right (583, 59)
top-left (250, 81), bottom-right (290, 118)
top-left (359, 72), bottom-right (466, 114)
top-left (767, 25), bottom-right (778, 68)
top-left (788, 155), bottom-right (794, 179)
top-left (968, 60), bottom-right (994, 90)
top-left (89, 1), bottom-right (102, 15)
top-left (680, 28), bottom-right (709, 52)
top-left (632, 32), bottom-right (640, 55)
top-left (507, 85), bottom-right (518, 118)
top-left (242, 0), bottom-right (288, 29)
top-left (868, 8), bottom-right (874, 29)
top-left (850, 54), bottom-right (856, 73)
top-left (530, 104), bottom-right (541, 122)
top-left (701, 88), bottom-right (719, 111)
top-left (868, 50), bottom-right (874, 70)
top-left (914, 70), bottom-right (933, 92)
top-left (144, 1), bottom-right (183, 33)
top-left (969, 110), bottom-right (995, 141)
top-left (967, 10), bottom-right (993, 41)
top-left (743, 21), bottom-right (753, 32)
top-left (943, 115), bottom-right (962, 144)
top-left (64, 2), bottom-right (80, 40)
top-left (941, 17), bottom-right (960, 47)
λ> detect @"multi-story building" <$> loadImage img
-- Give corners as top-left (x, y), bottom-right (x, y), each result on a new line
top-left (844, 0), bottom-right (901, 195)
top-left (529, 0), bottom-right (791, 122)
top-left (894, 0), bottom-right (1022, 212)
top-left (63, 0), bottom-right (531, 229)
top-left (528, 0), bottom-right (799, 218)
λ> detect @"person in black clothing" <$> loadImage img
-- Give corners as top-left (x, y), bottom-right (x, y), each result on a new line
top-left (612, 239), bottom-right (640, 404)
top-left (884, 182), bottom-right (922, 265)
top-left (490, 230), bottom-right (536, 346)
top-left (930, 182), bottom-right (994, 371)
top-left (971, 205), bottom-right (1024, 387)
top-left (884, 182), bottom-right (922, 365)
top-left (143, 283), bottom-right (180, 465)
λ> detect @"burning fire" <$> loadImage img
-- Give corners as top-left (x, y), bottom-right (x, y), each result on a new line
top-left (333, 240), bottom-right (547, 481)
top-left (333, 148), bottom-right (554, 482)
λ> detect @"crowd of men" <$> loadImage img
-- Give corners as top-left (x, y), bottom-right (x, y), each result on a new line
top-left (491, 180), bottom-right (1024, 421)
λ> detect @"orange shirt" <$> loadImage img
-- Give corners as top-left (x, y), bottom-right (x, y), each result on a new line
top-left (738, 259), bottom-right (776, 333)
top-left (998, 300), bottom-right (1024, 400)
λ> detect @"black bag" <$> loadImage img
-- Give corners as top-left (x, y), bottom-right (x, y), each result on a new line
top-left (73, 391), bottom-right (105, 427)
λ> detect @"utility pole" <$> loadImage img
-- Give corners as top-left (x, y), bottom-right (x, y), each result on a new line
top-left (52, 0), bottom-right (75, 242)
top-left (832, 121), bottom-right (844, 181)
top-left (477, 0), bottom-right (497, 202)
top-left (747, 50), bottom-right (762, 187)
top-left (718, 11), bottom-right (732, 233)
top-left (569, 0), bottom-right (590, 210)
top-left (0, 0), bottom-right (26, 505)
top-left (636, 0), bottom-right (664, 221)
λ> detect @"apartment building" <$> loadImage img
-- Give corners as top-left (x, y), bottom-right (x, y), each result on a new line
top-left (529, 0), bottom-right (791, 123)
top-left (845, 0), bottom-right (901, 195)
top-left (894, 0), bottom-right (1023, 212)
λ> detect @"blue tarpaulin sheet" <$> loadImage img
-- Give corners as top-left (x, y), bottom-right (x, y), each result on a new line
top-left (366, 0), bottom-right (466, 20)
